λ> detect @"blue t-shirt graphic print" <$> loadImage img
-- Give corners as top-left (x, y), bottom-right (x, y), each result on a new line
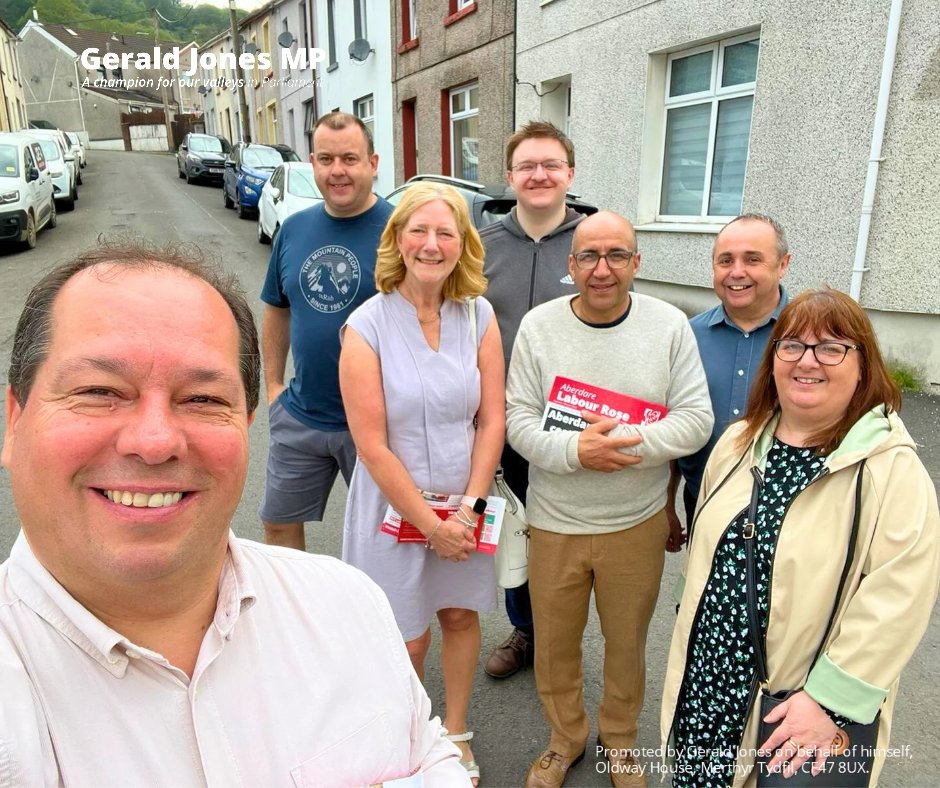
top-left (261, 197), bottom-right (393, 431)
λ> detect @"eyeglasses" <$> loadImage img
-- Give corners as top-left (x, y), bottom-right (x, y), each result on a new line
top-left (572, 250), bottom-right (636, 269)
top-left (773, 339), bottom-right (860, 366)
top-left (509, 159), bottom-right (570, 174)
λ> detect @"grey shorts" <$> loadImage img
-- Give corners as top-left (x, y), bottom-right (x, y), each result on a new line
top-left (259, 399), bottom-right (357, 524)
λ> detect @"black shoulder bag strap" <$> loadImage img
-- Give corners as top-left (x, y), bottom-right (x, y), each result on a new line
top-left (745, 459), bottom-right (867, 686)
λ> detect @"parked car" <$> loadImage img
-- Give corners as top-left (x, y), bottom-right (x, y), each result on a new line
top-left (177, 133), bottom-right (231, 185)
top-left (23, 131), bottom-right (77, 211)
top-left (257, 162), bottom-right (322, 244)
top-left (385, 174), bottom-right (597, 229)
top-left (26, 128), bottom-right (79, 185)
top-left (270, 143), bottom-right (302, 162)
top-left (25, 128), bottom-right (80, 190)
top-left (222, 142), bottom-right (282, 218)
top-left (0, 132), bottom-right (56, 250)
top-left (65, 131), bottom-right (87, 169)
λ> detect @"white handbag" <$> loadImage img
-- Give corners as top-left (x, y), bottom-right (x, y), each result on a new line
top-left (467, 297), bottom-right (530, 589)
top-left (490, 466), bottom-right (529, 588)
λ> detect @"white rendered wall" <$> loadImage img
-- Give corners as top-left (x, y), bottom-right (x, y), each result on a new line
top-left (313, 0), bottom-right (394, 196)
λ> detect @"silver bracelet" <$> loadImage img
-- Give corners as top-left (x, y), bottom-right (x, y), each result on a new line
top-left (453, 508), bottom-right (477, 529)
top-left (424, 520), bottom-right (443, 549)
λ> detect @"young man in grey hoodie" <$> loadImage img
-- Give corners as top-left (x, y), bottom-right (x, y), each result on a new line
top-left (480, 121), bottom-right (587, 679)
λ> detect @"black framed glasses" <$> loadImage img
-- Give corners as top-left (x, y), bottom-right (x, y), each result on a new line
top-left (773, 339), bottom-right (860, 366)
top-left (572, 250), bottom-right (636, 270)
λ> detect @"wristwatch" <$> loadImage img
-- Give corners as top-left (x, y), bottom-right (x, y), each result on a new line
top-left (460, 495), bottom-right (487, 515)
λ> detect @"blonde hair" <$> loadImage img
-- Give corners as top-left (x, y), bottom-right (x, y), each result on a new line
top-left (375, 182), bottom-right (487, 300)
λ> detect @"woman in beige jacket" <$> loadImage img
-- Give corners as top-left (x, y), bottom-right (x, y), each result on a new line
top-left (661, 289), bottom-right (940, 787)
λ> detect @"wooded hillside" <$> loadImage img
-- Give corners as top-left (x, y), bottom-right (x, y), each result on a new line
top-left (2, 0), bottom-right (246, 45)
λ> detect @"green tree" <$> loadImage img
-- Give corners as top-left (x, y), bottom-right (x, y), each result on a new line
top-left (33, 0), bottom-right (92, 25)
top-left (1, 0), bottom-right (33, 30)
top-left (86, 0), bottom-right (143, 22)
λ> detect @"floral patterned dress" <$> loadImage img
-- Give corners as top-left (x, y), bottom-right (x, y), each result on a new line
top-left (672, 438), bottom-right (826, 787)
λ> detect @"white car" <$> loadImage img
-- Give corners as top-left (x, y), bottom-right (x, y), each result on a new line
top-left (65, 131), bottom-right (87, 171)
top-left (24, 131), bottom-right (77, 211)
top-left (257, 162), bottom-right (322, 244)
top-left (0, 132), bottom-right (56, 250)
top-left (27, 128), bottom-right (81, 188)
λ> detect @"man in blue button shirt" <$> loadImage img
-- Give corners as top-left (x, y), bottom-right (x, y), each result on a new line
top-left (667, 214), bottom-right (791, 544)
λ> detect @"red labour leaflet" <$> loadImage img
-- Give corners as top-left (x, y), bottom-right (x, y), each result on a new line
top-left (541, 375), bottom-right (669, 432)
top-left (381, 492), bottom-right (507, 554)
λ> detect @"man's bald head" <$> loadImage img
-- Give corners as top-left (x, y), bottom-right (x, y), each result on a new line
top-left (572, 211), bottom-right (637, 253)
top-left (567, 210), bottom-right (641, 324)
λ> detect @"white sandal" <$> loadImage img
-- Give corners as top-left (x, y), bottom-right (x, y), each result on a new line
top-left (445, 730), bottom-right (480, 784)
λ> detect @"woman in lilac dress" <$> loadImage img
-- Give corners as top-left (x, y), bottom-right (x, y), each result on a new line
top-left (339, 182), bottom-right (504, 784)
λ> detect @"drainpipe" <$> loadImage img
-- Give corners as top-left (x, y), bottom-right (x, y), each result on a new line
top-left (850, 0), bottom-right (903, 301)
top-left (511, 0), bottom-right (517, 129)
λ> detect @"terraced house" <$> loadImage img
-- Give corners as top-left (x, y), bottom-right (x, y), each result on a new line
top-left (0, 18), bottom-right (26, 132)
top-left (514, 0), bottom-right (940, 386)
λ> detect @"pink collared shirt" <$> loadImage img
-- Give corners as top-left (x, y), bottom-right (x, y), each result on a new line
top-left (0, 533), bottom-right (468, 787)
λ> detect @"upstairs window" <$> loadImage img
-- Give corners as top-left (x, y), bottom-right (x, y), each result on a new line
top-left (326, 0), bottom-right (337, 68)
top-left (449, 83), bottom-right (479, 181)
top-left (659, 34), bottom-right (759, 220)
top-left (355, 94), bottom-right (375, 138)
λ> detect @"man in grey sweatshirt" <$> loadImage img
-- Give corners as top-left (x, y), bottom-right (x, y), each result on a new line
top-left (508, 212), bottom-right (713, 787)
top-left (480, 121), bottom-right (588, 680)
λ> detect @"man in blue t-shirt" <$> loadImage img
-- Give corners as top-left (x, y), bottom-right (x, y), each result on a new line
top-left (667, 214), bottom-right (791, 543)
top-left (260, 112), bottom-right (392, 550)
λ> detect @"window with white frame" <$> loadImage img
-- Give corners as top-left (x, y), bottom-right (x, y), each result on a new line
top-left (457, 0), bottom-right (474, 9)
top-left (659, 34), bottom-right (759, 220)
top-left (449, 83), bottom-right (479, 181)
top-left (538, 76), bottom-right (571, 142)
top-left (354, 94), bottom-right (375, 138)
top-left (408, 0), bottom-right (417, 40)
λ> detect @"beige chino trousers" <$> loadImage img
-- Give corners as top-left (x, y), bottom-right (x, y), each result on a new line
top-left (529, 510), bottom-right (669, 757)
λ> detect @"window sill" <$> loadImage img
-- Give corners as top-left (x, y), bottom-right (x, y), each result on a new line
top-left (326, 62), bottom-right (338, 73)
top-left (444, 3), bottom-right (477, 26)
top-left (397, 38), bottom-right (419, 54)
top-left (635, 222), bottom-right (725, 234)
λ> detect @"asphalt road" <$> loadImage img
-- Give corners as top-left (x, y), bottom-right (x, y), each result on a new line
top-left (0, 150), bottom-right (937, 786)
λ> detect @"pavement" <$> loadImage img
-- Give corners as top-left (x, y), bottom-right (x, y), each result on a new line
top-left (0, 151), bottom-right (938, 786)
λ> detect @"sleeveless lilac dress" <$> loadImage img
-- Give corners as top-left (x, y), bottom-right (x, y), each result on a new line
top-left (343, 289), bottom-right (497, 640)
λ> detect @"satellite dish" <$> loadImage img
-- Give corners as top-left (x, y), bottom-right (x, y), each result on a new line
top-left (197, 85), bottom-right (209, 95)
top-left (278, 31), bottom-right (296, 48)
top-left (348, 38), bottom-right (372, 62)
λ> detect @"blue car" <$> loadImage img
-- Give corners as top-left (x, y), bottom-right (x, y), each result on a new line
top-left (222, 143), bottom-right (283, 218)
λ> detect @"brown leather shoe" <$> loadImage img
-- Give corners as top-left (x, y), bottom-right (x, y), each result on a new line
top-left (524, 749), bottom-right (585, 788)
top-left (598, 739), bottom-right (647, 788)
top-left (484, 628), bottom-right (533, 678)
